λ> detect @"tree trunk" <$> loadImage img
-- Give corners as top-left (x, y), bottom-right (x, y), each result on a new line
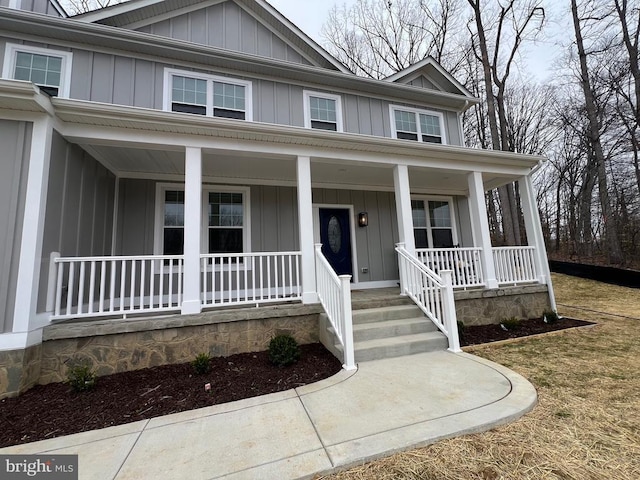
top-left (570, 0), bottom-right (624, 264)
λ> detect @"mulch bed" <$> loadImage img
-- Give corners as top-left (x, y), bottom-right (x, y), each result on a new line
top-left (0, 343), bottom-right (342, 448)
top-left (460, 317), bottom-right (594, 347)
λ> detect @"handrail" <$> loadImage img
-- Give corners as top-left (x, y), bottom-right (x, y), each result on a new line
top-left (314, 244), bottom-right (356, 370)
top-left (396, 243), bottom-right (460, 352)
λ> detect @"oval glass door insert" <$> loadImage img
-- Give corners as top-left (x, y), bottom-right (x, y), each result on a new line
top-left (327, 216), bottom-right (342, 253)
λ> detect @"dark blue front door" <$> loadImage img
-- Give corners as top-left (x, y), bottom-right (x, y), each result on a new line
top-left (319, 208), bottom-right (353, 277)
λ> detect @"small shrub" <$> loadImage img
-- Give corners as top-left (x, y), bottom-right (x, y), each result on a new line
top-left (268, 334), bottom-right (300, 367)
top-left (543, 310), bottom-right (560, 324)
top-left (192, 352), bottom-right (211, 375)
top-left (456, 320), bottom-right (466, 333)
top-left (67, 362), bottom-right (97, 392)
top-left (500, 317), bottom-right (521, 330)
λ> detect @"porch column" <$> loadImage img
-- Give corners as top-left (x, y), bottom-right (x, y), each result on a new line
top-left (467, 171), bottom-right (499, 289)
top-left (181, 147), bottom-right (202, 315)
top-left (297, 156), bottom-right (318, 304)
top-left (393, 164), bottom-right (415, 255)
top-left (519, 174), bottom-right (557, 310)
top-left (12, 115), bottom-right (53, 336)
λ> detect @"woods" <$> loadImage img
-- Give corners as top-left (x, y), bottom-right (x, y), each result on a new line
top-left (322, 0), bottom-right (640, 267)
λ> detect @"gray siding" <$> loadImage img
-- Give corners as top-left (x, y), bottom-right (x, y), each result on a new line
top-left (408, 75), bottom-right (437, 90)
top-left (19, 0), bottom-right (64, 16)
top-left (0, 120), bottom-right (31, 333)
top-left (313, 189), bottom-right (399, 283)
top-left (454, 196), bottom-right (474, 247)
top-left (115, 179), bottom-right (156, 255)
top-left (0, 0), bottom-right (9, 7)
top-left (38, 131), bottom-right (116, 312)
top-left (135, 1), bottom-right (313, 66)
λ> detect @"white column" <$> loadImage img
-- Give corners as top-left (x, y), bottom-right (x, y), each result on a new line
top-left (181, 147), bottom-right (202, 315)
top-left (12, 116), bottom-right (53, 335)
top-left (467, 172), bottom-right (498, 289)
top-left (393, 164), bottom-right (415, 255)
top-left (519, 175), bottom-right (557, 310)
top-left (297, 156), bottom-right (318, 304)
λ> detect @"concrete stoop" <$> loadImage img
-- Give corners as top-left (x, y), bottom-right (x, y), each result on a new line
top-left (320, 304), bottom-right (449, 363)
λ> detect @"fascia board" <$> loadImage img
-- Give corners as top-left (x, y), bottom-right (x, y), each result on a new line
top-left (50, 97), bottom-right (542, 172)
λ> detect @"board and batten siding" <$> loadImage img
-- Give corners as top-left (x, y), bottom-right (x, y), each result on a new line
top-left (134, 1), bottom-right (313, 67)
top-left (19, 0), bottom-right (64, 16)
top-left (37, 131), bottom-right (116, 312)
top-left (0, 120), bottom-right (31, 333)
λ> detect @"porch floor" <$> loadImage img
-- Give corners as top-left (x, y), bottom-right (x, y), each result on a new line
top-left (1, 350), bottom-right (537, 479)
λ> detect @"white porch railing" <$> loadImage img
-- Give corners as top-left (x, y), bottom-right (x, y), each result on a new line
top-left (396, 244), bottom-right (461, 352)
top-left (49, 253), bottom-right (184, 320)
top-left (200, 251), bottom-right (302, 307)
top-left (415, 247), bottom-right (485, 289)
top-left (314, 244), bottom-right (356, 370)
top-left (492, 246), bottom-right (538, 285)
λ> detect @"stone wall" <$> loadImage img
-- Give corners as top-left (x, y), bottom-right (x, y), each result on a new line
top-left (455, 285), bottom-right (551, 326)
top-left (0, 344), bottom-right (42, 398)
top-left (39, 307), bottom-right (321, 385)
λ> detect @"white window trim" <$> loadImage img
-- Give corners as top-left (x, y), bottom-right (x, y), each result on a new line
top-left (154, 183), bottom-right (252, 259)
top-left (411, 195), bottom-right (458, 248)
top-left (303, 90), bottom-right (344, 132)
top-left (2, 43), bottom-right (73, 98)
top-left (163, 68), bottom-right (253, 121)
top-left (389, 104), bottom-right (447, 145)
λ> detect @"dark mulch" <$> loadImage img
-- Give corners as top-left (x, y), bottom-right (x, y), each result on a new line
top-left (460, 317), bottom-right (595, 347)
top-left (0, 343), bottom-right (342, 448)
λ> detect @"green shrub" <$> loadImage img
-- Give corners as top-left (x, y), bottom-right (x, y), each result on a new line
top-left (500, 317), bottom-right (521, 330)
top-left (543, 310), bottom-right (560, 324)
top-left (268, 334), bottom-right (300, 367)
top-left (192, 352), bottom-right (211, 375)
top-left (456, 320), bottom-right (465, 333)
top-left (67, 362), bottom-right (97, 392)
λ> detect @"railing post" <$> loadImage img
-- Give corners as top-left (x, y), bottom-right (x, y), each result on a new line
top-left (339, 274), bottom-right (356, 370)
top-left (46, 251), bottom-right (60, 313)
top-left (396, 242), bottom-right (407, 295)
top-left (440, 270), bottom-right (461, 353)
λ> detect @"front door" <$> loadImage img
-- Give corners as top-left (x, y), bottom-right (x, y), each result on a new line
top-left (318, 208), bottom-right (353, 277)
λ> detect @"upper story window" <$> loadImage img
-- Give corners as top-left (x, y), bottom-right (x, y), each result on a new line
top-left (164, 68), bottom-right (252, 121)
top-left (2, 44), bottom-right (72, 97)
top-left (390, 105), bottom-right (446, 144)
top-left (303, 91), bottom-right (343, 132)
top-left (412, 197), bottom-right (457, 248)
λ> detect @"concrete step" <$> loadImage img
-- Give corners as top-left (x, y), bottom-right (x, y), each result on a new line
top-left (352, 317), bottom-right (437, 342)
top-left (352, 305), bottom-right (424, 325)
top-left (336, 331), bottom-right (448, 362)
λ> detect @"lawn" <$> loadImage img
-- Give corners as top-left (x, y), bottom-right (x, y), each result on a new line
top-left (319, 273), bottom-right (640, 480)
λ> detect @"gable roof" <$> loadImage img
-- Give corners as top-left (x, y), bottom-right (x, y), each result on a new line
top-left (384, 57), bottom-right (473, 99)
top-left (72, 0), bottom-right (350, 73)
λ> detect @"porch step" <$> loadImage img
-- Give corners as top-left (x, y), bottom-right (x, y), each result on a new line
top-left (352, 317), bottom-right (437, 342)
top-left (319, 303), bottom-right (449, 364)
top-left (337, 332), bottom-right (449, 362)
top-left (352, 305), bottom-right (425, 324)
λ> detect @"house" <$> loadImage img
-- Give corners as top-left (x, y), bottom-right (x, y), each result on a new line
top-left (0, 0), bottom-right (555, 398)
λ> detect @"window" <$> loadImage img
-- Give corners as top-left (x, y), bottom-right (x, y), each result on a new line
top-left (390, 105), bottom-right (445, 144)
top-left (411, 198), bottom-right (457, 248)
top-left (155, 184), bottom-right (250, 257)
top-left (164, 69), bottom-right (252, 120)
top-left (304, 91), bottom-right (343, 132)
top-left (2, 44), bottom-right (72, 97)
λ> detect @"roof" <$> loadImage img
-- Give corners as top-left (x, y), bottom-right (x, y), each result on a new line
top-left (385, 56), bottom-right (474, 99)
top-left (72, 0), bottom-right (351, 73)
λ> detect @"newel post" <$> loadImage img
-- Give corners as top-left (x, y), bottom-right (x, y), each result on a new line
top-left (45, 251), bottom-right (60, 313)
top-left (339, 274), bottom-right (356, 371)
top-left (396, 242), bottom-right (407, 296)
top-left (440, 270), bottom-right (461, 353)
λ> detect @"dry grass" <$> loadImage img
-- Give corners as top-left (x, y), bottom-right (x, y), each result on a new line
top-left (319, 274), bottom-right (640, 480)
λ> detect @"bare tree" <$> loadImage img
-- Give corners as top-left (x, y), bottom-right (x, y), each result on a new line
top-left (570, 0), bottom-right (624, 264)
top-left (62, 0), bottom-right (124, 15)
top-left (321, 0), bottom-right (467, 78)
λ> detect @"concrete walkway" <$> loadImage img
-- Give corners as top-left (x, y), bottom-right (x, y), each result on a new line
top-left (1, 351), bottom-right (537, 480)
